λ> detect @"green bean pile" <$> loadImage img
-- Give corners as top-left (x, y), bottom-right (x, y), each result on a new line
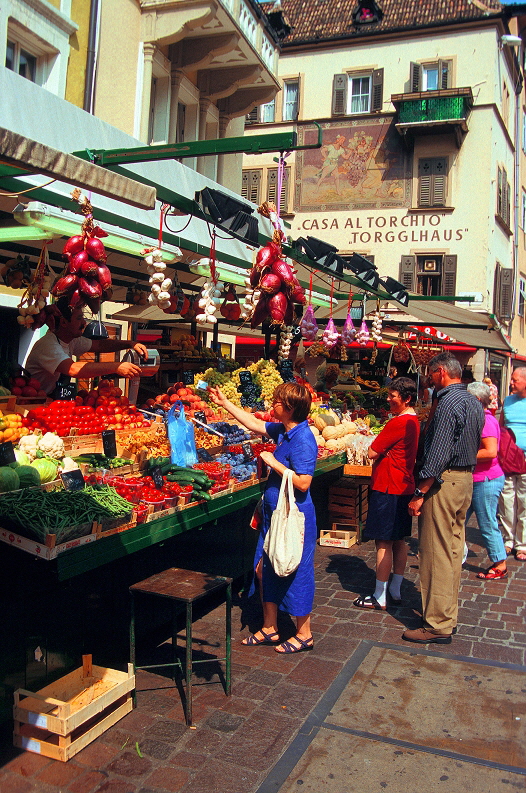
top-left (0, 485), bottom-right (132, 543)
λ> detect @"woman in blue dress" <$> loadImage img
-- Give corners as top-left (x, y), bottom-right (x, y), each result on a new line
top-left (208, 382), bottom-right (318, 654)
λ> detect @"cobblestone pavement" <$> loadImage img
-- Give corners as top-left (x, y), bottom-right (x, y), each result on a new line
top-left (1, 521), bottom-right (525, 793)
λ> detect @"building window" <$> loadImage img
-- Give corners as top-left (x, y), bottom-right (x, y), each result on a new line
top-left (241, 169), bottom-right (262, 204)
top-left (5, 38), bottom-right (37, 82)
top-left (497, 166), bottom-right (511, 228)
top-left (282, 80), bottom-right (299, 121)
top-left (417, 157), bottom-right (448, 207)
top-left (267, 166), bottom-right (291, 214)
top-left (348, 75), bottom-right (371, 114)
top-left (519, 275), bottom-right (526, 318)
top-left (400, 254), bottom-right (456, 296)
top-left (502, 82), bottom-right (510, 128)
top-left (410, 60), bottom-right (451, 92)
top-left (522, 189), bottom-right (526, 230)
top-left (261, 100), bottom-right (275, 123)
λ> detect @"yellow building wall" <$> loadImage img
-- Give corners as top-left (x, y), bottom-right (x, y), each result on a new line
top-left (94, 0), bottom-right (142, 135)
top-left (65, 0), bottom-right (92, 108)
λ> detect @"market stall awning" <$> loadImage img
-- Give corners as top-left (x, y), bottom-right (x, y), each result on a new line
top-left (0, 128), bottom-right (156, 210)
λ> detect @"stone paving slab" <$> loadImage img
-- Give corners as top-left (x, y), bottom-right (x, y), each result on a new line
top-left (0, 524), bottom-right (524, 792)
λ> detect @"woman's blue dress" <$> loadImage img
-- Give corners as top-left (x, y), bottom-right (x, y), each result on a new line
top-left (252, 420), bottom-right (318, 617)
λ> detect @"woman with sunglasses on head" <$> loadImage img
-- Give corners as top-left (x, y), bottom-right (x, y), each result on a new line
top-left (208, 382), bottom-right (318, 654)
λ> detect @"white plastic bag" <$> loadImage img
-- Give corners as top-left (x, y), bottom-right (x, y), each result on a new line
top-left (263, 469), bottom-right (305, 577)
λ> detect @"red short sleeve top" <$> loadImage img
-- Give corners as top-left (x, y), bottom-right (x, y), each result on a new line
top-left (370, 414), bottom-right (420, 496)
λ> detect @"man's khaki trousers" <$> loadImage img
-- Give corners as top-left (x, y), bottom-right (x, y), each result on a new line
top-left (418, 469), bottom-right (473, 635)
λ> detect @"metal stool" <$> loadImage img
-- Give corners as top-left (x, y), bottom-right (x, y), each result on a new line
top-left (129, 567), bottom-right (232, 725)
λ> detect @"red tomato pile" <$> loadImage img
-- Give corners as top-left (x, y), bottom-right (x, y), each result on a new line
top-left (251, 442), bottom-right (276, 457)
top-left (23, 391), bottom-right (150, 437)
top-left (194, 461), bottom-right (230, 484)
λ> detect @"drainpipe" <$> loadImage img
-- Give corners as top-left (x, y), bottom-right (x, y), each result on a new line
top-left (83, 0), bottom-right (100, 113)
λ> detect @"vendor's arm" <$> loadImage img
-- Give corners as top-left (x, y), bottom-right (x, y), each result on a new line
top-left (90, 340), bottom-right (148, 359)
top-left (259, 451), bottom-right (312, 492)
top-left (207, 386), bottom-right (267, 435)
top-left (55, 358), bottom-right (143, 379)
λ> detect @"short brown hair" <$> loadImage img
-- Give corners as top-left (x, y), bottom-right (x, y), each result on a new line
top-left (272, 382), bottom-right (312, 422)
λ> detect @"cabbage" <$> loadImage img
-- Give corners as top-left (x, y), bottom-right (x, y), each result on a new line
top-left (14, 450), bottom-right (31, 467)
top-left (30, 458), bottom-right (58, 484)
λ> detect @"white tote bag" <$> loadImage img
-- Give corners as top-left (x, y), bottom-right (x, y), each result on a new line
top-left (263, 468), bottom-right (305, 577)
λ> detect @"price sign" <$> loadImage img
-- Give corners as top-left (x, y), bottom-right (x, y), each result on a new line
top-left (151, 466), bottom-right (164, 490)
top-left (197, 447), bottom-right (214, 462)
top-left (102, 430), bottom-right (117, 459)
top-left (239, 371), bottom-right (253, 386)
top-left (60, 469), bottom-right (85, 491)
top-left (217, 357), bottom-right (226, 373)
top-left (195, 411), bottom-right (207, 423)
top-left (58, 382), bottom-right (76, 400)
top-left (242, 441), bottom-right (254, 461)
top-left (183, 371), bottom-right (194, 385)
top-left (279, 360), bottom-right (295, 382)
top-left (0, 441), bottom-right (15, 465)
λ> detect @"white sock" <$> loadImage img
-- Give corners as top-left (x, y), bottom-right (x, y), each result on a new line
top-left (373, 579), bottom-right (388, 606)
top-left (389, 573), bottom-right (404, 600)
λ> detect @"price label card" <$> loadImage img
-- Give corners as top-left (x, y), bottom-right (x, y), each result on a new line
top-left (197, 447), bottom-right (214, 462)
top-left (102, 430), bottom-right (117, 459)
top-left (194, 411), bottom-right (207, 423)
top-left (59, 383), bottom-right (76, 400)
top-left (60, 469), bottom-right (85, 491)
top-left (242, 441), bottom-right (254, 461)
top-left (196, 380), bottom-right (208, 391)
top-left (217, 358), bottom-right (226, 373)
top-left (151, 466), bottom-right (164, 490)
top-left (279, 360), bottom-right (294, 382)
top-left (0, 441), bottom-right (16, 465)
top-left (183, 371), bottom-right (194, 385)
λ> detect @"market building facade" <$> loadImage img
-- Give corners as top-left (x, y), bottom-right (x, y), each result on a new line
top-left (242, 0), bottom-right (526, 391)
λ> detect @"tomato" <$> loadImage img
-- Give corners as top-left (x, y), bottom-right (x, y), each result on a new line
top-left (95, 405), bottom-right (107, 416)
top-left (96, 396), bottom-right (108, 406)
top-left (120, 396), bottom-right (129, 407)
top-left (108, 399), bottom-right (118, 408)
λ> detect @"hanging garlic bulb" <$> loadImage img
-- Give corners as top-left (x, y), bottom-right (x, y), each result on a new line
top-left (196, 279), bottom-right (224, 325)
top-left (371, 310), bottom-right (383, 343)
top-left (355, 319), bottom-right (370, 346)
top-left (277, 325), bottom-right (294, 362)
top-left (144, 248), bottom-right (173, 308)
top-left (322, 318), bottom-right (340, 349)
top-left (241, 281), bottom-right (261, 321)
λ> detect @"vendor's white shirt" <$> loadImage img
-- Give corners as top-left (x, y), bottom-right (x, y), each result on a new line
top-left (26, 331), bottom-right (92, 394)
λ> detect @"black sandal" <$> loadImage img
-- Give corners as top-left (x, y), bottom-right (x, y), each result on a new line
top-left (275, 635), bottom-right (314, 654)
top-left (353, 594), bottom-right (386, 611)
top-left (241, 630), bottom-right (280, 646)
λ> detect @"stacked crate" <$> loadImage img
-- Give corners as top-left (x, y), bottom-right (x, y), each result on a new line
top-left (321, 478), bottom-right (369, 547)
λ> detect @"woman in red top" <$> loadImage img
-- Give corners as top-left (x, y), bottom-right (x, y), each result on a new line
top-left (354, 377), bottom-right (420, 610)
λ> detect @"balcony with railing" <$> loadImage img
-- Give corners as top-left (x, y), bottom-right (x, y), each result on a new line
top-left (391, 87), bottom-right (473, 147)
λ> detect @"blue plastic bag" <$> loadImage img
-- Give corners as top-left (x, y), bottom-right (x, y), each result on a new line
top-left (167, 401), bottom-right (198, 467)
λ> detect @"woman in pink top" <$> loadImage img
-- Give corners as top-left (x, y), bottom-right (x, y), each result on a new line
top-left (466, 382), bottom-right (507, 579)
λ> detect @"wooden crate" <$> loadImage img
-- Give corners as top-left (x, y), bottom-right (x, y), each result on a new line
top-left (319, 528), bottom-right (358, 548)
top-left (343, 464), bottom-right (373, 477)
top-left (328, 478), bottom-right (368, 522)
top-left (13, 655), bottom-right (134, 761)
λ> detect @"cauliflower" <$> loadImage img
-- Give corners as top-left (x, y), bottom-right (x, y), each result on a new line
top-left (18, 433), bottom-right (39, 462)
top-left (37, 432), bottom-right (65, 459)
top-left (61, 456), bottom-right (79, 473)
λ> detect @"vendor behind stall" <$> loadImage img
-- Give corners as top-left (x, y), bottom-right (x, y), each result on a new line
top-left (314, 363), bottom-right (340, 395)
top-left (26, 298), bottom-right (156, 395)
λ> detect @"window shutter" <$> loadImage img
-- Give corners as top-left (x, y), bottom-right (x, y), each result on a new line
top-left (410, 62), bottom-right (421, 92)
top-left (438, 59), bottom-right (450, 89)
top-left (371, 68), bottom-right (384, 112)
top-left (267, 167), bottom-right (290, 212)
top-left (497, 166), bottom-right (503, 217)
top-left (418, 158), bottom-right (447, 207)
top-left (399, 255), bottom-right (416, 291)
top-left (432, 157), bottom-right (447, 206)
top-left (506, 180), bottom-right (511, 227)
top-left (332, 74), bottom-right (347, 115)
top-left (241, 170), bottom-right (261, 204)
top-left (497, 265), bottom-right (513, 319)
top-left (442, 255), bottom-right (457, 296)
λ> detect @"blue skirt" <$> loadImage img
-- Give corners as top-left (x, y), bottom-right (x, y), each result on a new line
top-left (362, 490), bottom-right (412, 542)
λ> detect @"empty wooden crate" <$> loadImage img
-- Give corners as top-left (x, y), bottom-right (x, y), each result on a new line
top-left (13, 655), bottom-right (134, 762)
top-left (328, 478), bottom-right (369, 525)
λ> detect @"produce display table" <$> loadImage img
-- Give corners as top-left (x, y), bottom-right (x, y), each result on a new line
top-left (2, 453), bottom-right (347, 582)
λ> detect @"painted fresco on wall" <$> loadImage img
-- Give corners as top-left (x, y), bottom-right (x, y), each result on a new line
top-left (294, 119), bottom-right (412, 212)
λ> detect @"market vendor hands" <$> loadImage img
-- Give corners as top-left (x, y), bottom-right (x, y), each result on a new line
top-left (116, 361), bottom-right (142, 379)
top-left (132, 343), bottom-right (148, 359)
top-left (408, 496), bottom-right (424, 517)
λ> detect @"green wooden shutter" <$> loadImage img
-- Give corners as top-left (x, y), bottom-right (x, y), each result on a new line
top-left (399, 255), bottom-right (416, 291)
top-left (410, 62), bottom-right (421, 92)
top-left (442, 255), bottom-right (457, 296)
top-left (241, 170), bottom-right (261, 204)
top-left (267, 167), bottom-right (290, 212)
top-left (438, 59), bottom-right (450, 89)
top-left (418, 157), bottom-right (447, 207)
top-left (496, 265), bottom-right (513, 319)
top-left (371, 68), bottom-right (384, 111)
top-left (332, 74), bottom-right (347, 115)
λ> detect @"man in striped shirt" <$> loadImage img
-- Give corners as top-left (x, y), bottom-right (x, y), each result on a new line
top-left (404, 353), bottom-right (484, 644)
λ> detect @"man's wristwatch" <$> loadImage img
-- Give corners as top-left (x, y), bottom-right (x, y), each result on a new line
top-left (413, 488), bottom-right (425, 499)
